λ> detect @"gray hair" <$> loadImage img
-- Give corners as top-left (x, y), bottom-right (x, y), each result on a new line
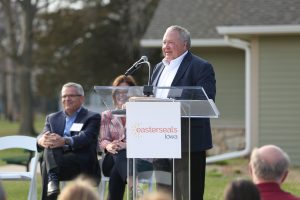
top-left (250, 146), bottom-right (290, 181)
top-left (166, 25), bottom-right (191, 49)
top-left (62, 82), bottom-right (85, 96)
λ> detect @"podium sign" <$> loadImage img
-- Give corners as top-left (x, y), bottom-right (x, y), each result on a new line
top-left (126, 101), bottom-right (181, 158)
top-left (93, 86), bottom-right (219, 200)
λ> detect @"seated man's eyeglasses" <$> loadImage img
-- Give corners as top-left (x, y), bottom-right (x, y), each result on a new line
top-left (61, 94), bottom-right (82, 99)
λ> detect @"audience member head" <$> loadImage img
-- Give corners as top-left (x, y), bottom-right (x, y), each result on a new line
top-left (223, 178), bottom-right (260, 200)
top-left (249, 144), bottom-right (290, 184)
top-left (112, 75), bottom-right (137, 108)
top-left (138, 191), bottom-right (172, 200)
top-left (0, 181), bottom-right (6, 200)
top-left (57, 176), bottom-right (99, 200)
top-left (61, 82), bottom-right (85, 116)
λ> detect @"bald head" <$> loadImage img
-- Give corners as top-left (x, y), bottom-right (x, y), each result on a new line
top-left (250, 145), bottom-right (290, 183)
top-left (258, 145), bottom-right (288, 164)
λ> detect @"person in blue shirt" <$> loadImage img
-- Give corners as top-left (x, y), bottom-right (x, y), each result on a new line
top-left (37, 82), bottom-right (101, 200)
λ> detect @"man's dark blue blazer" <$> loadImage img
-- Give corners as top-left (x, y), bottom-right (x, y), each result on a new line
top-left (37, 107), bottom-right (101, 181)
top-left (151, 51), bottom-right (216, 152)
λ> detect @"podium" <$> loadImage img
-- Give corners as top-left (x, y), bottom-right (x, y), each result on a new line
top-left (94, 86), bottom-right (219, 200)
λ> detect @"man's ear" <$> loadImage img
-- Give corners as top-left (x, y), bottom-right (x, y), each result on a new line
top-left (248, 163), bottom-right (253, 176)
top-left (80, 96), bottom-right (85, 103)
top-left (184, 41), bottom-right (188, 50)
top-left (280, 171), bottom-right (288, 183)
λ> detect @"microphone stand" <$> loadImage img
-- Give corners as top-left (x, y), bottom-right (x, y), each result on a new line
top-left (124, 58), bottom-right (154, 96)
top-left (140, 61), bottom-right (154, 97)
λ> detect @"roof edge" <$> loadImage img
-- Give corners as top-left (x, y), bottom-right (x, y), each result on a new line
top-left (217, 25), bottom-right (300, 35)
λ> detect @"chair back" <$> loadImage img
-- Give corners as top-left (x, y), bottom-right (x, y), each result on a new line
top-left (0, 135), bottom-right (38, 200)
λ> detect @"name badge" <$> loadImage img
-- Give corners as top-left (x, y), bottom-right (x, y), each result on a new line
top-left (70, 123), bottom-right (83, 132)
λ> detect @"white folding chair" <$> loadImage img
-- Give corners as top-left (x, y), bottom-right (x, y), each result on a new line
top-left (0, 135), bottom-right (39, 200)
top-left (99, 174), bottom-right (110, 199)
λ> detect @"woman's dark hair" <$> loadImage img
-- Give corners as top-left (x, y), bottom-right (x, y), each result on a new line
top-left (112, 75), bottom-right (137, 87)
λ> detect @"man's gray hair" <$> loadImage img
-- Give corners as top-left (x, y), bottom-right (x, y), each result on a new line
top-left (251, 146), bottom-right (290, 181)
top-left (166, 25), bottom-right (191, 49)
top-left (62, 82), bottom-right (85, 96)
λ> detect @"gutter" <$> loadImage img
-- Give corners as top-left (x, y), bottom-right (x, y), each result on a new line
top-left (207, 35), bottom-right (252, 163)
top-left (217, 25), bottom-right (300, 35)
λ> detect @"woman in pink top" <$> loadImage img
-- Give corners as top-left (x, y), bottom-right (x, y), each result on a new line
top-left (99, 75), bottom-right (153, 200)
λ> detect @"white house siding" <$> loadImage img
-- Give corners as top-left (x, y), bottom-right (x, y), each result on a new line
top-left (259, 35), bottom-right (300, 166)
top-left (193, 48), bottom-right (245, 127)
top-left (193, 47), bottom-right (246, 155)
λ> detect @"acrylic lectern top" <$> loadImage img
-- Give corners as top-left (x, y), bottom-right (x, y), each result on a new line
top-left (93, 86), bottom-right (219, 118)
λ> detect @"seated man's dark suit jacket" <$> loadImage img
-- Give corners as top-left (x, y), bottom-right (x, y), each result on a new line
top-left (37, 107), bottom-right (101, 199)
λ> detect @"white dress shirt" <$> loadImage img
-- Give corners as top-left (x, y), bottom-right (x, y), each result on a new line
top-left (155, 51), bottom-right (188, 98)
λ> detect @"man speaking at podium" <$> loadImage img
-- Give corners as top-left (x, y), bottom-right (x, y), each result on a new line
top-left (151, 25), bottom-right (216, 200)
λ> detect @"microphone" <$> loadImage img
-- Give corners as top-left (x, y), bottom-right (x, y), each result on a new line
top-left (124, 56), bottom-right (148, 76)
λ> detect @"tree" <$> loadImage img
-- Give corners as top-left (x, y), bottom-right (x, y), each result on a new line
top-left (0, 1), bottom-right (19, 122)
top-left (0, 0), bottom-right (95, 135)
top-left (34, 0), bottom-right (159, 97)
top-left (0, 0), bottom-right (159, 135)
top-left (0, 0), bottom-right (38, 135)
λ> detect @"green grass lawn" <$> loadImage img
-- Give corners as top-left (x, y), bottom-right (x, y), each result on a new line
top-left (0, 119), bottom-right (20, 135)
top-left (1, 118), bottom-right (300, 200)
top-left (2, 161), bottom-right (300, 200)
top-left (0, 114), bottom-right (45, 136)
